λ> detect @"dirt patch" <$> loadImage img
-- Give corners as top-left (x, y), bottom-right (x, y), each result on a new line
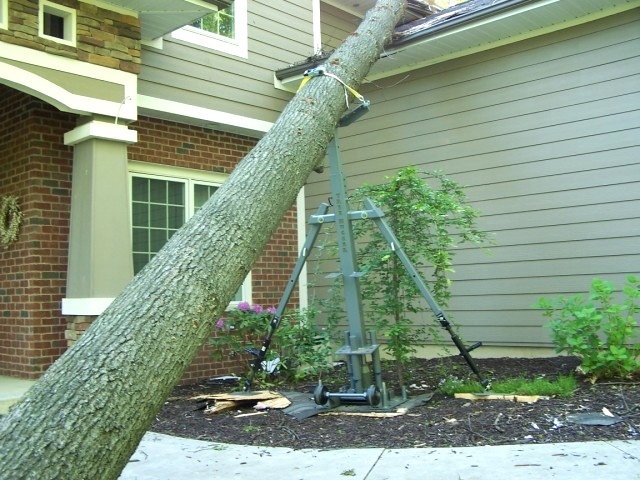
top-left (151, 356), bottom-right (639, 449)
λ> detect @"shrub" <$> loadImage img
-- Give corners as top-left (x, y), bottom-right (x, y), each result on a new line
top-left (351, 166), bottom-right (490, 385)
top-left (535, 276), bottom-right (640, 381)
top-left (209, 302), bottom-right (333, 384)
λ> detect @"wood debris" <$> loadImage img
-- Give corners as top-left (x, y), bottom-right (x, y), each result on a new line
top-left (322, 407), bottom-right (409, 418)
top-left (191, 390), bottom-right (291, 414)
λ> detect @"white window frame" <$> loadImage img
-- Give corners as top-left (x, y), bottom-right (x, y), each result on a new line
top-left (171, 0), bottom-right (248, 58)
top-left (128, 161), bottom-right (252, 307)
top-left (0, 0), bottom-right (8, 30)
top-left (39, 0), bottom-right (76, 46)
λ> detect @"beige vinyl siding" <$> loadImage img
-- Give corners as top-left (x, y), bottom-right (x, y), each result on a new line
top-left (306, 9), bottom-right (640, 348)
top-left (139, 0), bottom-right (314, 124)
top-left (320, 3), bottom-right (360, 51)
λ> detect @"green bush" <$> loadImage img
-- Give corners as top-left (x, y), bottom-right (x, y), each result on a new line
top-left (535, 276), bottom-right (640, 381)
top-left (209, 302), bottom-right (333, 384)
top-left (351, 166), bottom-right (490, 386)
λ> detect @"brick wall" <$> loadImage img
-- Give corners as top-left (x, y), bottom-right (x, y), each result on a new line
top-left (128, 117), bottom-right (300, 383)
top-left (0, 85), bottom-right (75, 378)
top-left (1, 0), bottom-right (140, 73)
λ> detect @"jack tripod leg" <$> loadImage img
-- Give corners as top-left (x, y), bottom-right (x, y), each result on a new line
top-left (364, 198), bottom-right (488, 388)
top-left (243, 202), bottom-right (330, 391)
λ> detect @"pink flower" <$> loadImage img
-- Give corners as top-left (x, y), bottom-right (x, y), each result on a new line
top-left (253, 304), bottom-right (263, 314)
top-left (237, 301), bottom-right (251, 312)
top-left (215, 318), bottom-right (225, 329)
top-left (267, 307), bottom-right (277, 314)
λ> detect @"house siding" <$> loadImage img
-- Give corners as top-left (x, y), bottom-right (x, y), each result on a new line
top-left (306, 9), bottom-right (640, 348)
top-left (139, 0), bottom-right (314, 124)
top-left (319, 2), bottom-right (359, 52)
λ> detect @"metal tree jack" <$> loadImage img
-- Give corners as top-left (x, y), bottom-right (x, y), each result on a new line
top-left (244, 83), bottom-right (487, 408)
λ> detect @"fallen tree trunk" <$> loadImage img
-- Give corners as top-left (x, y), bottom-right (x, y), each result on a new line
top-left (0, 1), bottom-right (407, 479)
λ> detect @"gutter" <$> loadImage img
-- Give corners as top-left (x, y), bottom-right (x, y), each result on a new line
top-left (393, 0), bottom-right (538, 47)
top-left (275, 0), bottom-right (538, 81)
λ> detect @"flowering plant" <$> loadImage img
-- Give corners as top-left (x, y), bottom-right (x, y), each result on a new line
top-left (209, 304), bottom-right (335, 385)
top-left (210, 302), bottom-right (276, 361)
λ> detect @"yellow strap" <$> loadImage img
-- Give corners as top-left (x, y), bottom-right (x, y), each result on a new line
top-left (297, 70), bottom-right (364, 103)
top-left (325, 72), bottom-right (364, 103)
top-left (297, 75), bottom-right (311, 92)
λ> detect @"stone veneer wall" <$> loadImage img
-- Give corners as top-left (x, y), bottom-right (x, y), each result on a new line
top-left (1, 0), bottom-right (140, 73)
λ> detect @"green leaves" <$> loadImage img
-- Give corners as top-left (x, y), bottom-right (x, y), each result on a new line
top-left (350, 166), bottom-right (490, 385)
top-left (535, 275), bottom-right (640, 381)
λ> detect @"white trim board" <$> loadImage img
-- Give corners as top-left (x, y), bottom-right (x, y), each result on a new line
top-left (137, 95), bottom-right (273, 136)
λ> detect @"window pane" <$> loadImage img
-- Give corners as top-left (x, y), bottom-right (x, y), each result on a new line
top-left (132, 202), bottom-right (148, 227)
top-left (149, 178), bottom-right (166, 204)
top-left (194, 184), bottom-right (219, 212)
top-left (233, 287), bottom-right (242, 302)
top-left (167, 182), bottom-right (185, 206)
top-left (150, 229), bottom-right (168, 253)
top-left (167, 206), bottom-right (184, 229)
top-left (131, 176), bottom-right (186, 274)
top-left (132, 177), bottom-right (148, 202)
top-left (150, 204), bottom-right (166, 228)
top-left (132, 227), bottom-right (148, 252)
top-left (133, 253), bottom-right (149, 274)
top-left (192, 4), bottom-right (235, 39)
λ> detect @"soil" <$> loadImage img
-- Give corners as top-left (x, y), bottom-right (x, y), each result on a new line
top-left (151, 356), bottom-right (640, 450)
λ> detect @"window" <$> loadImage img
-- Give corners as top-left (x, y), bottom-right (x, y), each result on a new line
top-left (0, 0), bottom-right (7, 30)
top-left (39, 1), bottom-right (76, 46)
top-left (191, 4), bottom-right (235, 38)
top-left (171, 0), bottom-right (247, 58)
top-left (130, 164), bottom-right (249, 303)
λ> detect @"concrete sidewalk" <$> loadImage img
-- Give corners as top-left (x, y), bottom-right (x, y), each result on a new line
top-left (120, 432), bottom-right (640, 480)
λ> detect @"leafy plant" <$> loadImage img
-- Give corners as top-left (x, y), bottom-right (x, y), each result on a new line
top-left (351, 166), bottom-right (490, 386)
top-left (209, 302), bottom-right (333, 385)
top-left (535, 276), bottom-right (640, 381)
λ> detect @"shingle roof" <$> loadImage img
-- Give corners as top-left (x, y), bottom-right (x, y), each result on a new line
top-left (396, 0), bottom-right (513, 40)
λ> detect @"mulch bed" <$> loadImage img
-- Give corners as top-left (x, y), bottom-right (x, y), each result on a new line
top-left (151, 356), bottom-right (640, 449)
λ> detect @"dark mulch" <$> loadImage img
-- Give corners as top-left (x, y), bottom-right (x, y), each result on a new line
top-left (151, 356), bottom-right (640, 449)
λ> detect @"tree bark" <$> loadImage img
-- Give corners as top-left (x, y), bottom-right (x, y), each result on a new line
top-left (0, 1), bottom-right (406, 479)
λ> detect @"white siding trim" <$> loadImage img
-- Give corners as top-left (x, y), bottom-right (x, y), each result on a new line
top-left (62, 298), bottom-right (114, 316)
top-left (0, 43), bottom-right (137, 121)
top-left (312, 0), bottom-right (322, 53)
top-left (296, 187), bottom-right (308, 311)
top-left (137, 94), bottom-right (273, 135)
top-left (64, 121), bottom-right (138, 145)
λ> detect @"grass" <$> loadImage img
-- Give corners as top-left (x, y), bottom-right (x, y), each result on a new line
top-left (438, 375), bottom-right (577, 398)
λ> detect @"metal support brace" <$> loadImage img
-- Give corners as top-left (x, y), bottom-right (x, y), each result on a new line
top-left (363, 198), bottom-right (488, 387)
top-left (244, 96), bottom-right (487, 397)
top-left (243, 203), bottom-right (330, 391)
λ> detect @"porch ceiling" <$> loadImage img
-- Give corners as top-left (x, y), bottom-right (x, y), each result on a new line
top-left (98, 0), bottom-right (231, 40)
